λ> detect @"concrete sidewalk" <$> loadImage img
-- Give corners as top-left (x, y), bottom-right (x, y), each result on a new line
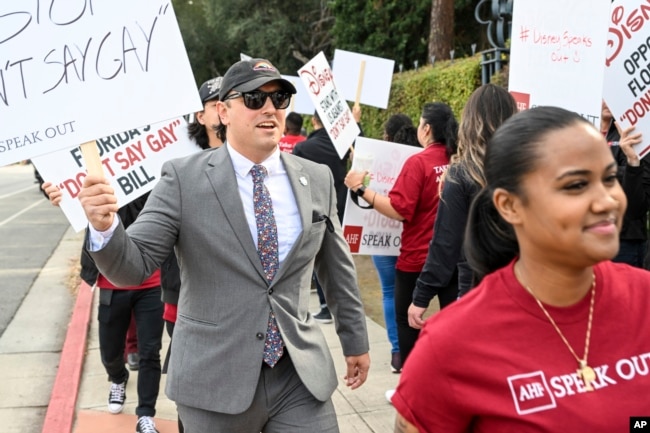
top-left (2, 226), bottom-right (400, 432)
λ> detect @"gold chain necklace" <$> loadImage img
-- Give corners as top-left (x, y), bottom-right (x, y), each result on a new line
top-left (517, 269), bottom-right (597, 391)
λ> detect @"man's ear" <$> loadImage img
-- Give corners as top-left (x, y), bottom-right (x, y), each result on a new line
top-left (493, 187), bottom-right (523, 225)
top-left (196, 110), bottom-right (206, 126)
top-left (217, 101), bottom-right (229, 126)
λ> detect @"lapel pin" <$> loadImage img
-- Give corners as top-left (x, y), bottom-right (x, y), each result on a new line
top-left (299, 176), bottom-right (308, 186)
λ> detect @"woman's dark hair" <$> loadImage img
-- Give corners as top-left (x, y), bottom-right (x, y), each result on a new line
top-left (464, 106), bottom-right (592, 282)
top-left (421, 102), bottom-right (458, 158)
top-left (383, 113), bottom-right (419, 147)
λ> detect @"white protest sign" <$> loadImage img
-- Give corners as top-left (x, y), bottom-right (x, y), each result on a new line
top-left (508, 0), bottom-right (610, 123)
top-left (332, 49), bottom-right (395, 109)
top-left (341, 137), bottom-right (422, 255)
top-left (0, 1), bottom-right (201, 167)
top-left (603, 0), bottom-right (650, 158)
top-left (31, 118), bottom-right (199, 232)
top-left (281, 75), bottom-right (315, 115)
top-left (298, 52), bottom-right (360, 159)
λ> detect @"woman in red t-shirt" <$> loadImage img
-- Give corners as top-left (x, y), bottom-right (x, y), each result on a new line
top-left (393, 106), bottom-right (650, 432)
top-left (345, 102), bottom-right (458, 366)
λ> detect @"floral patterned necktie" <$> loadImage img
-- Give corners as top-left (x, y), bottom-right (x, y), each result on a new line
top-left (250, 164), bottom-right (284, 367)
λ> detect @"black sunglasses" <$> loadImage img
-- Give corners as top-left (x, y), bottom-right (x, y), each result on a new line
top-left (223, 90), bottom-right (291, 110)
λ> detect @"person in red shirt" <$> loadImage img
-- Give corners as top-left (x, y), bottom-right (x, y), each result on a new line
top-left (344, 102), bottom-right (458, 366)
top-left (42, 186), bottom-right (164, 433)
top-left (392, 106), bottom-right (650, 432)
top-left (278, 111), bottom-right (306, 153)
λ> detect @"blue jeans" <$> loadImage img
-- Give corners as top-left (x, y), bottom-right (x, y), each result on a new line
top-left (98, 287), bottom-right (164, 417)
top-left (371, 255), bottom-right (399, 354)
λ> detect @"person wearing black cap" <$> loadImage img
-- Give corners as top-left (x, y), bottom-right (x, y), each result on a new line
top-left (186, 76), bottom-right (225, 150)
top-left (78, 57), bottom-right (370, 433)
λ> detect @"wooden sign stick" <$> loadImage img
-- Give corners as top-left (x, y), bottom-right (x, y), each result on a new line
top-left (348, 60), bottom-right (367, 159)
top-left (79, 140), bottom-right (104, 177)
top-left (354, 60), bottom-right (366, 110)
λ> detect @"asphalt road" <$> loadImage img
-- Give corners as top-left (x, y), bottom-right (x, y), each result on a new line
top-left (0, 163), bottom-right (70, 337)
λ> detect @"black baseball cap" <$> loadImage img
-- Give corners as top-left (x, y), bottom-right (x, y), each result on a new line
top-left (219, 58), bottom-right (296, 101)
top-left (198, 76), bottom-right (223, 103)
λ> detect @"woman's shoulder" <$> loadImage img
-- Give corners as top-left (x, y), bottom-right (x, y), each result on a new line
top-left (596, 260), bottom-right (650, 289)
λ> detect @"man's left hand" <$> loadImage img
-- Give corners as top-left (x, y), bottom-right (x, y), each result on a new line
top-left (343, 353), bottom-right (370, 389)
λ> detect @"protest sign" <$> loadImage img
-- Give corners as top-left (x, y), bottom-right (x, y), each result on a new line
top-left (603, 0), bottom-right (650, 158)
top-left (298, 52), bottom-right (360, 159)
top-left (0, 1), bottom-right (201, 167)
top-left (281, 75), bottom-right (314, 115)
top-left (508, 0), bottom-right (610, 123)
top-left (332, 49), bottom-right (395, 109)
top-left (341, 137), bottom-right (422, 255)
top-left (31, 118), bottom-right (199, 232)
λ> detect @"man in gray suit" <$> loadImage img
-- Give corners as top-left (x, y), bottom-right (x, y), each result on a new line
top-left (78, 58), bottom-right (370, 433)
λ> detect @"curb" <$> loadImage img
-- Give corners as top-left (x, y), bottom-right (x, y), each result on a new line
top-left (42, 281), bottom-right (94, 433)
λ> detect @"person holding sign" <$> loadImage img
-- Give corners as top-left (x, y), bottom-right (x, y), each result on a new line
top-left (600, 101), bottom-right (649, 269)
top-left (391, 106), bottom-right (650, 433)
top-left (344, 102), bottom-right (458, 392)
top-left (78, 57), bottom-right (370, 433)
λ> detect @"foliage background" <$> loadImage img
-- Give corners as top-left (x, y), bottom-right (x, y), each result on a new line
top-left (172, 1), bottom-right (494, 135)
top-left (172, 0), bottom-right (490, 86)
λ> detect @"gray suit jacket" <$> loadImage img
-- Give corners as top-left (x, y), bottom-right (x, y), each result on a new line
top-left (89, 146), bottom-right (369, 414)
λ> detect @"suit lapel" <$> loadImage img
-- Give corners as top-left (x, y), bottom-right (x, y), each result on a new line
top-left (205, 148), bottom-right (267, 282)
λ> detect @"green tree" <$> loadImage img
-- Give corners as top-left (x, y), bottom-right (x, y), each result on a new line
top-left (173, 0), bottom-right (490, 83)
top-left (171, 0), bottom-right (235, 86)
top-left (179, 0), bottom-right (334, 76)
top-left (329, 0), bottom-right (431, 71)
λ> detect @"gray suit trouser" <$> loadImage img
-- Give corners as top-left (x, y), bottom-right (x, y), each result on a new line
top-left (176, 353), bottom-right (339, 433)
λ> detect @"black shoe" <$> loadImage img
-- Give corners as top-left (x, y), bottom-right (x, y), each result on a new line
top-left (390, 352), bottom-right (402, 373)
top-left (127, 352), bottom-right (140, 371)
top-left (107, 370), bottom-right (129, 414)
top-left (313, 306), bottom-right (333, 324)
top-left (136, 416), bottom-right (160, 433)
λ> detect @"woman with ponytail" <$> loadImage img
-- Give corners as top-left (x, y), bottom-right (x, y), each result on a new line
top-left (344, 102), bottom-right (458, 382)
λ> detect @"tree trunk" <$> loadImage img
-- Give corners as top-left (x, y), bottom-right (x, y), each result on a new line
top-left (428, 0), bottom-right (454, 62)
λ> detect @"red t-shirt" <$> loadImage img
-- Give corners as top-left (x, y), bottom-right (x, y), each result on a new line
top-left (278, 134), bottom-right (306, 153)
top-left (96, 269), bottom-right (161, 290)
top-left (389, 143), bottom-right (449, 272)
top-left (392, 260), bottom-right (650, 433)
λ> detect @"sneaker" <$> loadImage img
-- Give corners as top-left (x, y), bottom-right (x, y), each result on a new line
top-left (390, 352), bottom-right (402, 373)
top-left (127, 352), bottom-right (140, 371)
top-left (136, 416), bottom-right (160, 433)
top-left (107, 370), bottom-right (128, 414)
top-left (385, 389), bottom-right (396, 404)
top-left (313, 306), bottom-right (333, 324)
